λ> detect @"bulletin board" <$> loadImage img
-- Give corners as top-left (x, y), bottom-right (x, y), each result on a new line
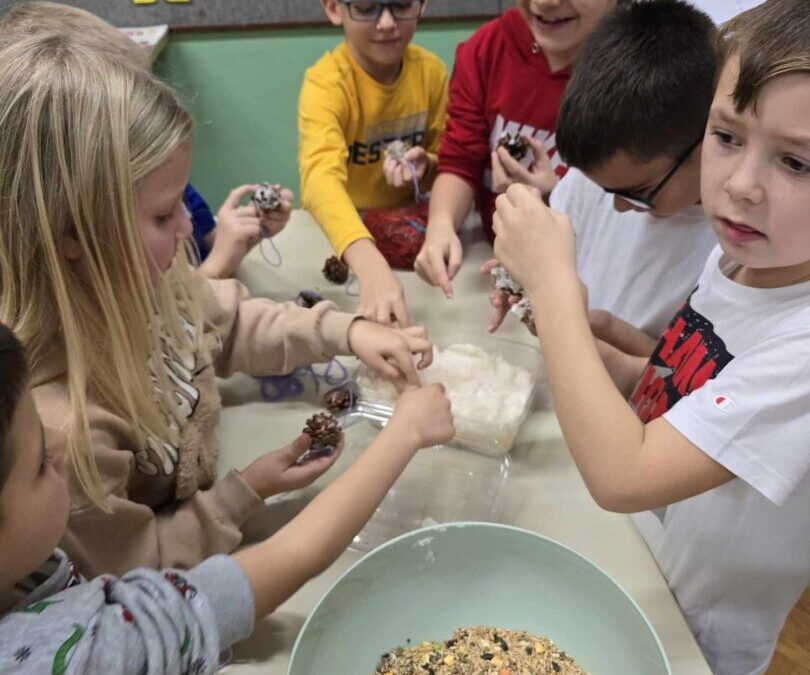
top-left (0, 0), bottom-right (503, 30)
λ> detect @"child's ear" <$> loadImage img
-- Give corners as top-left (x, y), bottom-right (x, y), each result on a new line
top-left (62, 228), bottom-right (82, 261)
top-left (321, 0), bottom-right (345, 26)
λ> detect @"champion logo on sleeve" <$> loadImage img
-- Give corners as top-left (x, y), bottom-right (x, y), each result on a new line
top-left (713, 395), bottom-right (736, 412)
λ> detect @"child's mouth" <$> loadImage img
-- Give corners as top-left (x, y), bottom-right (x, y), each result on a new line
top-left (534, 14), bottom-right (576, 30)
top-left (719, 217), bottom-right (766, 244)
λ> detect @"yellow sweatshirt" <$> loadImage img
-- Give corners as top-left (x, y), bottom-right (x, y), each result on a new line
top-left (299, 41), bottom-right (448, 258)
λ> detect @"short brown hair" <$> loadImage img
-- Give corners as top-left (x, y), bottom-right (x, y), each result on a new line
top-left (0, 323), bottom-right (28, 494)
top-left (556, 0), bottom-right (718, 171)
top-left (719, 0), bottom-right (810, 112)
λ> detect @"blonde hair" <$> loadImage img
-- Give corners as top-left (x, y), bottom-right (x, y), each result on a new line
top-left (0, 1), bottom-right (150, 68)
top-left (0, 33), bottom-right (204, 508)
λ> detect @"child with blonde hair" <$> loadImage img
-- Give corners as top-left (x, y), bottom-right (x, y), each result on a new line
top-left (492, 1), bottom-right (810, 671)
top-left (0, 321), bottom-right (453, 674)
top-left (0, 29), bottom-right (434, 578)
top-left (0, 1), bottom-right (294, 281)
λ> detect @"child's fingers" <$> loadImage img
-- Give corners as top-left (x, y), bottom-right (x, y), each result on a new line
top-left (446, 236), bottom-right (463, 280)
top-left (383, 346), bottom-right (420, 385)
top-left (428, 249), bottom-right (454, 298)
top-left (487, 290), bottom-right (510, 333)
top-left (405, 334), bottom-right (433, 369)
top-left (401, 162), bottom-right (413, 183)
top-left (222, 184), bottom-right (256, 210)
top-left (499, 150), bottom-right (533, 183)
top-left (480, 257), bottom-right (499, 275)
top-left (242, 223), bottom-right (263, 248)
top-left (403, 146), bottom-right (425, 163)
top-left (526, 136), bottom-right (553, 169)
top-left (234, 205), bottom-right (258, 218)
top-left (390, 298), bottom-right (411, 328)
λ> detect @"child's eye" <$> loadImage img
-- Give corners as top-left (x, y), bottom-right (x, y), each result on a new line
top-left (155, 214), bottom-right (173, 227)
top-left (352, 1), bottom-right (378, 17)
top-left (711, 129), bottom-right (737, 146)
top-left (782, 155), bottom-right (810, 175)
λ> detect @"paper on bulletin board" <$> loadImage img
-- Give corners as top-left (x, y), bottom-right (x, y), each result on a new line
top-left (119, 24), bottom-right (169, 63)
top-left (691, 0), bottom-right (766, 24)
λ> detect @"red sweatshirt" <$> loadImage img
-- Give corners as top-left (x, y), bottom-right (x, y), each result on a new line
top-left (437, 8), bottom-right (570, 240)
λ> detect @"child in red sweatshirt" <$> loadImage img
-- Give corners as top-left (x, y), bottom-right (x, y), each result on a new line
top-left (415, 0), bottom-right (621, 297)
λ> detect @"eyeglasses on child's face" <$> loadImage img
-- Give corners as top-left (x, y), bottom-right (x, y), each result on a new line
top-left (339, 0), bottom-right (424, 22)
top-left (604, 136), bottom-right (703, 211)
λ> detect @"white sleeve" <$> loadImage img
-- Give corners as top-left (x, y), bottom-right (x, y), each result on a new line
top-left (549, 167), bottom-right (582, 236)
top-left (664, 328), bottom-right (810, 505)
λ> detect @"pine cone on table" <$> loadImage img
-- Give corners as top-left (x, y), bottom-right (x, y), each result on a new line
top-left (322, 255), bottom-right (350, 284)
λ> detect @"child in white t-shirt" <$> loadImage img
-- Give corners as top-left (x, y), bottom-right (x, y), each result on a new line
top-left (486, 0), bottom-right (718, 353)
top-left (490, 1), bottom-right (810, 673)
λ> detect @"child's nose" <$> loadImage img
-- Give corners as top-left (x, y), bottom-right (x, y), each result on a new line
top-left (377, 6), bottom-right (397, 29)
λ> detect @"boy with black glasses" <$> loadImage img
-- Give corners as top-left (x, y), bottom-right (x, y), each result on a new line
top-left (489, 0), bottom-right (719, 355)
top-left (299, 0), bottom-right (447, 326)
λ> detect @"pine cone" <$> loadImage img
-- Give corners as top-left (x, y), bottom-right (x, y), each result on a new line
top-left (323, 387), bottom-right (353, 414)
top-left (497, 131), bottom-right (529, 161)
top-left (384, 139), bottom-right (411, 162)
top-left (303, 412), bottom-right (342, 457)
top-left (322, 255), bottom-right (350, 284)
top-left (251, 182), bottom-right (282, 213)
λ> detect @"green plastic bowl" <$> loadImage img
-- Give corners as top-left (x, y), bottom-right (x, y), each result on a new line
top-left (288, 523), bottom-right (671, 674)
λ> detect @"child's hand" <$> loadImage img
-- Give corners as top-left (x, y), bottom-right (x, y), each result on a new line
top-left (200, 185), bottom-right (264, 279)
top-left (383, 146), bottom-right (430, 189)
top-left (358, 263), bottom-right (411, 326)
top-left (258, 185), bottom-right (294, 238)
top-left (348, 322), bottom-right (432, 385)
top-left (389, 383), bottom-right (455, 449)
top-left (414, 225), bottom-right (463, 298)
top-left (491, 137), bottom-right (559, 197)
top-left (480, 258), bottom-right (520, 333)
top-left (493, 184), bottom-right (577, 293)
top-left (240, 434), bottom-right (343, 500)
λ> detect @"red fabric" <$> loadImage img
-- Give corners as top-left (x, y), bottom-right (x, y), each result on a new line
top-left (438, 8), bottom-right (571, 241)
top-left (362, 201), bottom-right (429, 270)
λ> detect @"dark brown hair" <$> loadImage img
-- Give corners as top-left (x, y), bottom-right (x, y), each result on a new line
top-left (556, 0), bottom-right (718, 171)
top-left (0, 323), bottom-right (28, 494)
top-left (719, 0), bottom-right (810, 112)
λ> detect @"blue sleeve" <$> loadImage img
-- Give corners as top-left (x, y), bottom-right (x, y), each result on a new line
top-left (184, 184), bottom-right (217, 261)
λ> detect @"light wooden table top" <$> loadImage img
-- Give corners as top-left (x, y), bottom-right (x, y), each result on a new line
top-left (216, 211), bottom-right (711, 675)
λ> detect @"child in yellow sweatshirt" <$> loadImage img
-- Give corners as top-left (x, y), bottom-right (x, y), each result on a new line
top-left (299, 0), bottom-right (448, 326)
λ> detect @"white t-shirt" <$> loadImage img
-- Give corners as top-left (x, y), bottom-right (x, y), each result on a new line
top-left (630, 246), bottom-right (810, 675)
top-left (550, 168), bottom-right (717, 338)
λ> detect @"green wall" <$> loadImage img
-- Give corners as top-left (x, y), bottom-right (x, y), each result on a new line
top-left (154, 22), bottom-right (482, 210)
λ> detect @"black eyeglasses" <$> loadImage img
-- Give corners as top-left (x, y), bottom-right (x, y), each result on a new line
top-left (340, 0), bottom-right (424, 22)
top-left (604, 136), bottom-right (703, 211)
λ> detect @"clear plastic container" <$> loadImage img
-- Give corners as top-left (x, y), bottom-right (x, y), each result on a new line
top-left (353, 329), bottom-right (542, 458)
top-left (341, 422), bottom-right (511, 552)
